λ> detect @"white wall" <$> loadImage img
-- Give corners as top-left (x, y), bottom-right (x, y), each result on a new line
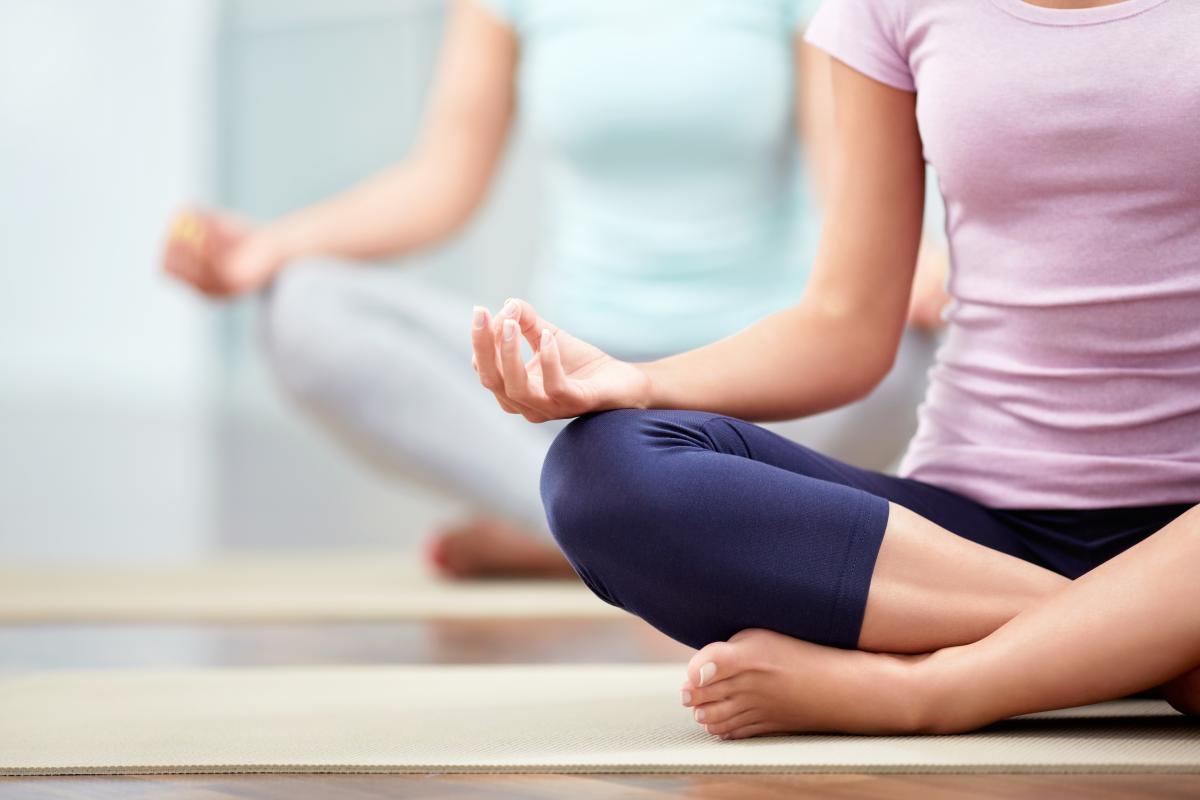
top-left (0, 0), bottom-right (220, 404)
top-left (0, 0), bottom-right (220, 561)
top-left (0, 0), bottom-right (544, 562)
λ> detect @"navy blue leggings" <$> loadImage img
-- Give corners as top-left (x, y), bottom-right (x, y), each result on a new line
top-left (541, 409), bottom-right (1192, 651)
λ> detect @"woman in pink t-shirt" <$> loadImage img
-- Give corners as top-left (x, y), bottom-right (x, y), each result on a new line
top-left (469, 0), bottom-right (1200, 736)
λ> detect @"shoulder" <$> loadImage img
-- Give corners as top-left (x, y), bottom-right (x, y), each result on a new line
top-left (803, 0), bottom-right (916, 92)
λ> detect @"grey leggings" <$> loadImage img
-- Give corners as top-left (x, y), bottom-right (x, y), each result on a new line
top-left (259, 259), bottom-right (938, 536)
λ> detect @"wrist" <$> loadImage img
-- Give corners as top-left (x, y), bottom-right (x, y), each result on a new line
top-left (257, 219), bottom-right (308, 267)
top-left (631, 360), bottom-right (664, 410)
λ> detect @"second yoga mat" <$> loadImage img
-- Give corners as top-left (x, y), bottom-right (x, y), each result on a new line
top-left (0, 552), bottom-right (619, 622)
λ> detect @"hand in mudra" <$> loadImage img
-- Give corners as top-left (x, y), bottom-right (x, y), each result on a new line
top-left (161, 208), bottom-right (285, 298)
top-left (470, 299), bottom-right (651, 422)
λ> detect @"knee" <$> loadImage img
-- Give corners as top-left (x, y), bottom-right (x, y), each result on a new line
top-left (540, 408), bottom-right (716, 564)
top-left (259, 261), bottom-right (361, 403)
top-left (539, 410), bottom-right (659, 604)
top-left (541, 410), bottom-right (644, 550)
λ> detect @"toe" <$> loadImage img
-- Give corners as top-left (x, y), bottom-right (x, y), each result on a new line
top-left (683, 673), bottom-right (749, 707)
top-left (425, 531), bottom-right (467, 578)
top-left (706, 708), bottom-right (763, 737)
top-left (691, 697), bottom-right (747, 727)
top-left (723, 721), bottom-right (786, 740)
top-left (687, 640), bottom-right (748, 689)
top-left (424, 536), bottom-right (449, 572)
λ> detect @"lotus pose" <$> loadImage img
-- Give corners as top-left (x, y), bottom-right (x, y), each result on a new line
top-left (470, 0), bottom-right (1200, 737)
top-left (162, 0), bottom-right (948, 579)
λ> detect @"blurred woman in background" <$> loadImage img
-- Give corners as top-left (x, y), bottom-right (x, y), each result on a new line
top-left (163, 0), bottom-right (948, 578)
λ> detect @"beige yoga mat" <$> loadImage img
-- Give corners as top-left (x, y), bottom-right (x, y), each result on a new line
top-left (0, 553), bottom-right (619, 622)
top-left (1, 665), bottom-right (1196, 775)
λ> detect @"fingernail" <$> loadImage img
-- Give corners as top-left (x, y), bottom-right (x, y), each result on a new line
top-left (472, 307), bottom-right (486, 330)
top-left (500, 300), bottom-right (518, 319)
top-left (698, 663), bottom-right (716, 686)
top-left (694, 708), bottom-right (706, 723)
top-left (541, 328), bottom-right (552, 346)
top-left (503, 319), bottom-right (517, 342)
top-left (681, 689), bottom-right (692, 706)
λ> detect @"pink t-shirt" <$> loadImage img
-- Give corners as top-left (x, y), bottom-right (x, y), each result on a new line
top-left (806, 0), bottom-right (1200, 509)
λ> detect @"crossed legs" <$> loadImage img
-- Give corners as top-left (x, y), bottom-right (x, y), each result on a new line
top-left (542, 409), bottom-right (1200, 737)
top-left (682, 502), bottom-right (1200, 737)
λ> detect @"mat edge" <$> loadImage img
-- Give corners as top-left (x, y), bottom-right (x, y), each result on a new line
top-left (4, 763), bottom-right (1200, 777)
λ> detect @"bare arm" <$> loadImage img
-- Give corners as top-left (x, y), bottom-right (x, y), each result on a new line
top-left (164, 0), bottom-right (515, 296)
top-left (472, 60), bottom-right (926, 423)
top-left (797, 38), bottom-right (836, 203)
top-left (642, 52), bottom-right (927, 420)
top-left (800, 36), bottom-right (950, 334)
top-left (266, 0), bottom-right (516, 262)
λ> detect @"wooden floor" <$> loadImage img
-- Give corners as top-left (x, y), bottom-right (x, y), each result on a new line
top-left (2, 618), bottom-right (1196, 799)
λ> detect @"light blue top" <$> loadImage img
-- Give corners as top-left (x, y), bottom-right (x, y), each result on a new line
top-left (479, 0), bottom-right (825, 355)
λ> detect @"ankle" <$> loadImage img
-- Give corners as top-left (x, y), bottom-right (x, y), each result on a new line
top-left (904, 647), bottom-right (980, 734)
top-left (853, 653), bottom-right (941, 735)
top-left (877, 654), bottom-right (938, 734)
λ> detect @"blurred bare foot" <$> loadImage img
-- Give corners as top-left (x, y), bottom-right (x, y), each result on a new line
top-left (425, 516), bottom-right (577, 580)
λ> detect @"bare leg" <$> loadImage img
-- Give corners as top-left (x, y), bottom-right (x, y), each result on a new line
top-left (926, 502), bottom-right (1200, 731)
top-left (857, 504), bottom-right (1066, 653)
top-left (680, 503), bottom-right (1200, 737)
top-left (678, 500), bottom-right (1067, 735)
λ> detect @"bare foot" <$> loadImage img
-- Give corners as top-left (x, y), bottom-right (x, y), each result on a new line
top-left (425, 516), bottom-right (577, 580)
top-left (679, 629), bottom-right (934, 739)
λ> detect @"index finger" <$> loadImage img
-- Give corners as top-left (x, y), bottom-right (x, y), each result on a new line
top-left (497, 297), bottom-right (559, 352)
top-left (471, 306), bottom-right (504, 391)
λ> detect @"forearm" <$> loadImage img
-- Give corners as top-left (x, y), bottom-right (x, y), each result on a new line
top-left (922, 504), bottom-right (1200, 732)
top-left (261, 142), bottom-right (483, 265)
top-left (640, 297), bottom-right (900, 422)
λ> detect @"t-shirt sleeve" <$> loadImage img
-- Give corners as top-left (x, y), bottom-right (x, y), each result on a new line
top-left (474, 0), bottom-right (521, 28)
top-left (804, 0), bottom-right (914, 92)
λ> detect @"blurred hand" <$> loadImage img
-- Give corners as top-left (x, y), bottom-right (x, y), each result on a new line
top-left (162, 208), bottom-right (288, 298)
top-left (907, 241), bottom-right (952, 332)
top-left (471, 298), bottom-right (651, 422)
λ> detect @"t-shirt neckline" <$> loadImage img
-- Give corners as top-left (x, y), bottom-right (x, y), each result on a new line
top-left (990, 0), bottom-right (1168, 26)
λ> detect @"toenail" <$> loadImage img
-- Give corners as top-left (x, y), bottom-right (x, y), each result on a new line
top-left (681, 689), bottom-right (692, 706)
top-left (698, 662), bottom-right (716, 686)
top-left (694, 708), bottom-right (706, 723)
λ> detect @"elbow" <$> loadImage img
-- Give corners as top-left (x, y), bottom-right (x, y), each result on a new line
top-left (851, 347), bottom-right (899, 401)
top-left (819, 359), bottom-right (891, 413)
top-left (391, 143), bottom-right (493, 247)
top-left (801, 299), bottom-right (905, 407)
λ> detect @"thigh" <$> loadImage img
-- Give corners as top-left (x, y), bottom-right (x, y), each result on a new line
top-left (544, 410), bottom-right (1028, 649)
top-left (999, 504), bottom-right (1197, 579)
top-left (705, 414), bottom-right (1034, 563)
top-left (270, 261), bottom-right (480, 358)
